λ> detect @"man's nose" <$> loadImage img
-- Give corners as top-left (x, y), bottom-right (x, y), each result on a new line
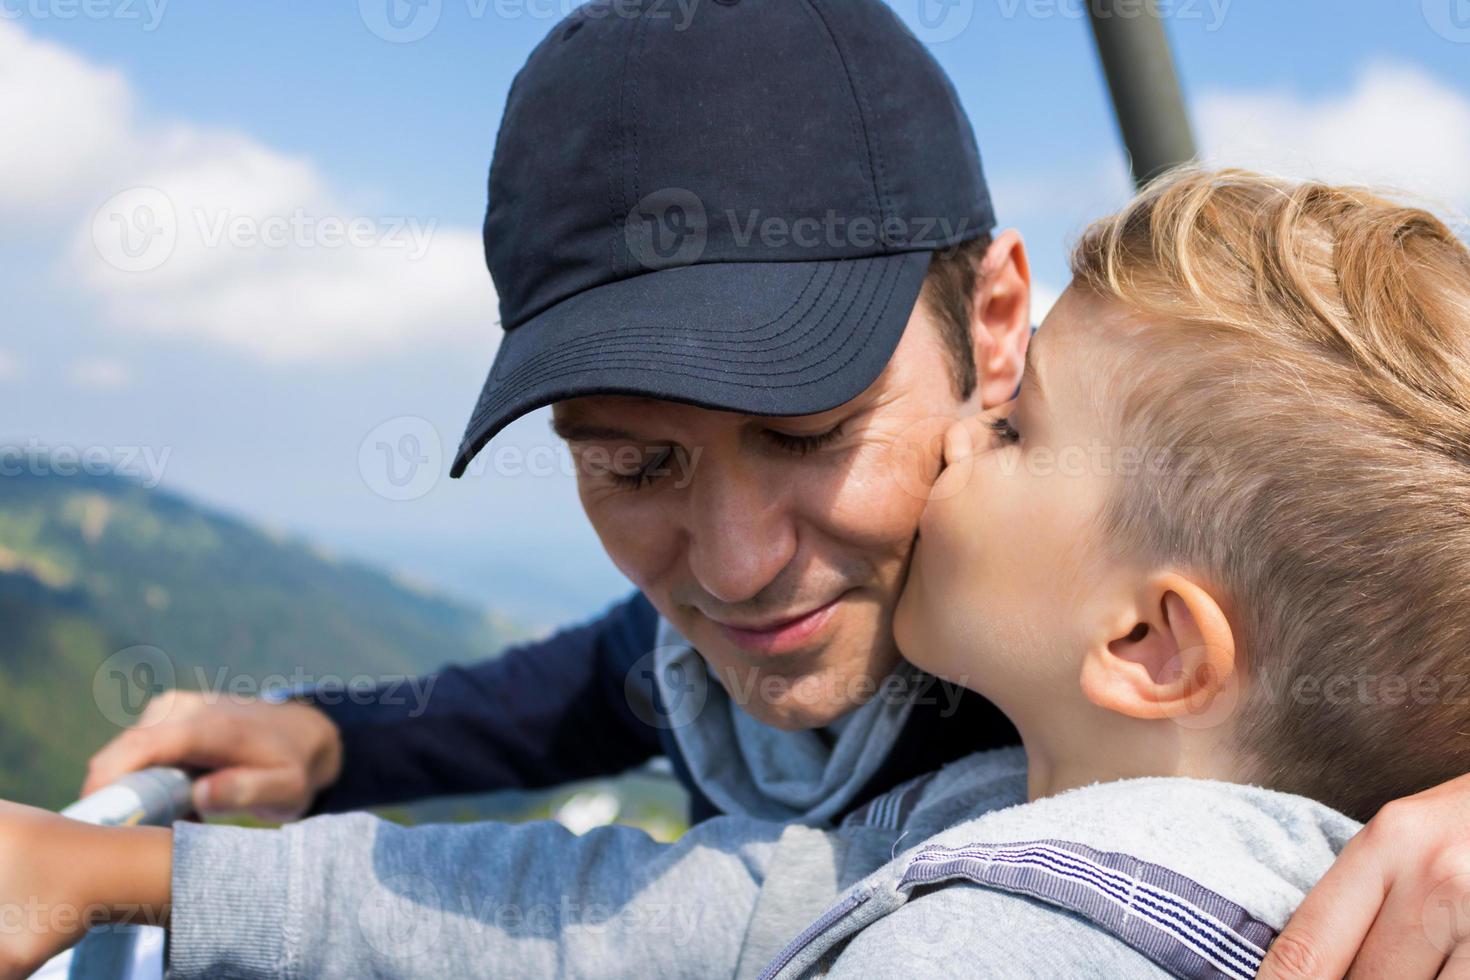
top-left (683, 460), bottom-right (798, 604)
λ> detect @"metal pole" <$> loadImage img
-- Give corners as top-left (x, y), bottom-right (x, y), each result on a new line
top-left (1087, 0), bottom-right (1198, 188)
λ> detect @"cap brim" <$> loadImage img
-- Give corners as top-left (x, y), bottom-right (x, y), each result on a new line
top-left (450, 250), bottom-right (932, 478)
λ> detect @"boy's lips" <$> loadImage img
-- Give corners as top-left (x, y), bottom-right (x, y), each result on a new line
top-left (710, 595), bottom-right (845, 656)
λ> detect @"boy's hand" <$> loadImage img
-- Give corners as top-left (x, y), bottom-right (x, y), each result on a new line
top-left (83, 689), bottom-right (343, 820)
top-left (1258, 771), bottom-right (1470, 979)
top-left (0, 801), bottom-right (172, 980)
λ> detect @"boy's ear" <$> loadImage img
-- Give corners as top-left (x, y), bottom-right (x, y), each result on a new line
top-left (971, 229), bottom-right (1032, 408)
top-left (1079, 573), bottom-right (1239, 724)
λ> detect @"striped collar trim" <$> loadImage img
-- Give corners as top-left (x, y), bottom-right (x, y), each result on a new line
top-left (899, 838), bottom-right (1278, 980)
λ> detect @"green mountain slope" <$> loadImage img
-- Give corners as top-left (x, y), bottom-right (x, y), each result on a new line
top-left (0, 469), bottom-right (521, 810)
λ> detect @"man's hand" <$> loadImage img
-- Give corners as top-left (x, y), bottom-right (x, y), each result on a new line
top-left (1258, 772), bottom-right (1470, 979)
top-left (83, 690), bottom-right (344, 821)
top-left (0, 801), bottom-right (172, 980)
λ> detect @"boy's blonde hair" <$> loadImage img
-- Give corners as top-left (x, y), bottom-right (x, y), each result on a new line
top-left (1070, 168), bottom-right (1470, 821)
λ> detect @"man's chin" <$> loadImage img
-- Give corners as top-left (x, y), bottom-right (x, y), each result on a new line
top-left (692, 607), bottom-right (904, 731)
top-left (699, 653), bottom-right (862, 731)
top-left (714, 656), bottom-right (905, 731)
top-left (738, 693), bottom-right (855, 732)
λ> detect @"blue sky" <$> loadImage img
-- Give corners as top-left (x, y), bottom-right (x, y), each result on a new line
top-left (3, 0), bottom-right (1468, 629)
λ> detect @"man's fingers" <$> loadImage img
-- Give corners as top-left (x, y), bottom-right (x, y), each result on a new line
top-left (83, 730), bottom-right (160, 797)
top-left (81, 690), bottom-right (204, 796)
top-left (1257, 830), bottom-right (1389, 979)
top-left (84, 725), bottom-right (184, 793)
top-left (87, 736), bottom-right (313, 818)
top-left (1423, 861), bottom-right (1470, 977)
top-left (194, 766), bottom-right (309, 817)
top-left (1343, 883), bottom-right (1453, 979)
top-left (133, 688), bottom-right (200, 728)
top-left (84, 717), bottom-right (244, 798)
top-left (1343, 797), bottom-right (1470, 980)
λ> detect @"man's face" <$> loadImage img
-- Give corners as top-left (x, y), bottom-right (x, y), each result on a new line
top-left (555, 298), bottom-right (1008, 730)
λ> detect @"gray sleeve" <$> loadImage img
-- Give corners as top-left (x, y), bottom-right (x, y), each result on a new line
top-left (167, 810), bottom-right (804, 980)
top-left (824, 886), bottom-right (1172, 979)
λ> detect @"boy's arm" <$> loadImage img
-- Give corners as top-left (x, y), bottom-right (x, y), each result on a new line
top-left (0, 802), bottom-right (172, 980)
top-left (169, 811), bottom-right (810, 980)
top-left (2, 798), bottom-right (848, 980)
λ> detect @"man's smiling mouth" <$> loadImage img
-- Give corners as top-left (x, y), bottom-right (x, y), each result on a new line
top-left (707, 593), bottom-right (848, 656)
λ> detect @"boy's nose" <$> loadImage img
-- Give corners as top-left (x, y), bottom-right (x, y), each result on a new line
top-left (941, 418), bottom-right (977, 472)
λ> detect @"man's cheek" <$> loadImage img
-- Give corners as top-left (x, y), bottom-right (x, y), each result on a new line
top-left (859, 426), bottom-right (950, 505)
top-left (818, 465), bottom-right (927, 554)
top-left (584, 506), bottom-right (676, 592)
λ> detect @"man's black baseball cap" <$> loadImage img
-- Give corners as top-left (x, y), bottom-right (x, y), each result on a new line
top-left (450, 0), bottom-right (994, 477)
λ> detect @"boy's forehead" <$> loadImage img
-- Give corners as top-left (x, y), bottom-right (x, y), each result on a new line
top-left (1034, 287), bottom-right (1125, 365)
top-left (1036, 288), bottom-right (1163, 425)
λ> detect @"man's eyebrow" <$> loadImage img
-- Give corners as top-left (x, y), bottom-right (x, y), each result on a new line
top-left (550, 417), bottom-right (648, 442)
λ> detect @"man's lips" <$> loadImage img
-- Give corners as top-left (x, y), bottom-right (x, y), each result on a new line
top-left (709, 594), bottom-right (845, 656)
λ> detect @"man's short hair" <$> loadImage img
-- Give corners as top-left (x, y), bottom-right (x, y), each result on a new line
top-left (922, 233), bottom-right (994, 400)
top-left (1071, 169), bottom-right (1470, 822)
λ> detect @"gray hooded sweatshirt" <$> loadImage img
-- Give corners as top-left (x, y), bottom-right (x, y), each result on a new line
top-left (166, 746), bottom-right (1360, 979)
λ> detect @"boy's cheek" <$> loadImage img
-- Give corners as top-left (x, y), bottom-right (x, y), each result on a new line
top-left (920, 459), bottom-right (981, 534)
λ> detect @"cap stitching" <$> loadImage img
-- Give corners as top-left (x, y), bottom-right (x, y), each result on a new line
top-left (465, 251), bottom-right (907, 434)
top-left (484, 261), bottom-right (867, 396)
top-left (801, 0), bottom-right (887, 233)
top-left (485, 253), bottom-right (908, 391)
top-left (452, 249), bottom-right (912, 471)
top-left (606, 7), bottom-right (640, 284)
top-left (498, 262), bottom-right (829, 380)
top-left (629, 6), bottom-right (652, 212)
top-left (492, 260), bottom-right (829, 382)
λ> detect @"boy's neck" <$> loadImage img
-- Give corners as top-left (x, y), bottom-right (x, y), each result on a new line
top-left (1018, 715), bottom-right (1244, 803)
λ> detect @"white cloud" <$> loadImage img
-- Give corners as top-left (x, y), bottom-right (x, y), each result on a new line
top-left (0, 24), bottom-right (134, 217)
top-left (0, 349), bottom-right (21, 381)
top-left (68, 358), bottom-right (132, 390)
top-left (0, 21), bottom-right (495, 364)
top-left (1197, 63), bottom-right (1470, 213)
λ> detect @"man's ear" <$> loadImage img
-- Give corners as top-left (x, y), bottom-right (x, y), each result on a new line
top-left (1079, 573), bottom-right (1238, 722)
top-left (971, 229), bottom-right (1032, 408)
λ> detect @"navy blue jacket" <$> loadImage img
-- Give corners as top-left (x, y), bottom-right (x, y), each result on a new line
top-left (311, 592), bottom-right (1018, 824)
